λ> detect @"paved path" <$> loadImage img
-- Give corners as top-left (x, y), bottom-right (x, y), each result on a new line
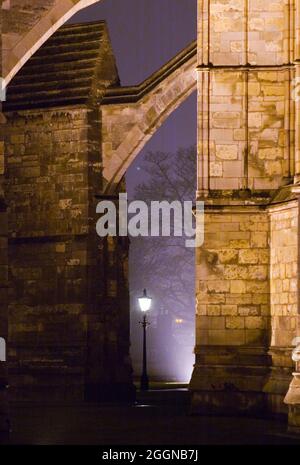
top-left (2, 390), bottom-right (300, 445)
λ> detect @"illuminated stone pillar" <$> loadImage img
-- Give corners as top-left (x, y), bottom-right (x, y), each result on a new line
top-left (196, 0), bottom-right (209, 197)
top-left (283, 144), bottom-right (300, 428)
top-left (294, 0), bottom-right (300, 182)
top-left (190, 0), bottom-right (295, 415)
top-left (294, 61), bottom-right (300, 181)
top-left (197, 69), bottom-right (210, 196)
top-left (285, 0), bottom-right (300, 430)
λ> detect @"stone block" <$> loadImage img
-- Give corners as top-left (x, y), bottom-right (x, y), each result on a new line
top-left (230, 280), bottom-right (246, 294)
top-left (251, 232), bottom-right (268, 248)
top-left (245, 316), bottom-right (266, 329)
top-left (207, 305), bottom-right (221, 316)
top-left (216, 144), bottom-right (238, 160)
top-left (207, 280), bottom-right (230, 293)
top-left (238, 305), bottom-right (260, 316)
top-left (221, 305), bottom-right (238, 316)
top-left (239, 249), bottom-right (259, 264)
top-left (218, 250), bottom-right (239, 264)
top-left (210, 162), bottom-right (222, 177)
top-left (226, 316), bottom-right (245, 329)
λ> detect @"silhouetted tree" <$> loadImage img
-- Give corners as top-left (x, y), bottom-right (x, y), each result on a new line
top-left (129, 145), bottom-right (196, 321)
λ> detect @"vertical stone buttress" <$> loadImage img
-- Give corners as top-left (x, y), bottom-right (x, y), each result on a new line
top-left (263, 0), bottom-right (300, 418)
top-left (191, 0), bottom-right (299, 415)
top-left (0, 0), bottom-right (9, 436)
top-left (283, 0), bottom-right (300, 429)
top-left (4, 105), bottom-right (134, 403)
top-left (294, 0), bottom-right (300, 181)
top-left (3, 21), bottom-right (135, 404)
top-left (262, 0), bottom-right (299, 416)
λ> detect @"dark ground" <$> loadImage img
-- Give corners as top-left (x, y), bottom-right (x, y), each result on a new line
top-left (1, 387), bottom-right (300, 445)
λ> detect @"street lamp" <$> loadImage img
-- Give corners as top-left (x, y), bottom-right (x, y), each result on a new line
top-left (138, 289), bottom-right (151, 391)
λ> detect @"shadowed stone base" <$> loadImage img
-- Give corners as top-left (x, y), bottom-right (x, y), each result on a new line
top-left (190, 346), bottom-right (273, 416)
top-left (190, 389), bottom-right (290, 418)
top-left (84, 383), bottom-right (136, 403)
top-left (190, 390), bottom-right (266, 416)
top-left (9, 373), bottom-right (136, 404)
top-left (264, 367), bottom-right (291, 416)
top-left (190, 365), bottom-right (293, 417)
top-left (286, 406), bottom-right (300, 433)
top-left (0, 367), bottom-right (10, 435)
top-left (190, 377), bottom-right (268, 416)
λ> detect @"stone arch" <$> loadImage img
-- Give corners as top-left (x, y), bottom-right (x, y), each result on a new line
top-left (3, 0), bottom-right (103, 86)
top-left (101, 41), bottom-right (197, 194)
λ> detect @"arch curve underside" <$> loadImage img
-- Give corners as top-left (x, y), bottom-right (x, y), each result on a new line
top-left (2, 0), bottom-right (101, 86)
top-left (101, 41), bottom-right (197, 193)
top-left (3, 1), bottom-right (197, 192)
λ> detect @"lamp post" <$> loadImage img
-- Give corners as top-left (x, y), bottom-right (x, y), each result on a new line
top-left (138, 289), bottom-right (151, 391)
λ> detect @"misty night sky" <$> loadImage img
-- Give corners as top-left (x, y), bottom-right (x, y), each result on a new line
top-left (69, 0), bottom-right (197, 196)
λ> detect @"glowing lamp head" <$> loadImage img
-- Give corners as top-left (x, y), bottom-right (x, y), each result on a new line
top-left (138, 289), bottom-right (152, 313)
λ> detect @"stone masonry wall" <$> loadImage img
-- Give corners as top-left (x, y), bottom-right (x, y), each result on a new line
top-left (196, 208), bottom-right (270, 347)
top-left (191, 206), bottom-right (271, 413)
top-left (270, 203), bottom-right (298, 348)
top-left (5, 107), bottom-right (91, 400)
top-left (4, 106), bottom-right (133, 401)
top-left (193, 0), bottom-right (298, 415)
top-left (210, 0), bottom-right (290, 66)
top-left (264, 201), bottom-right (300, 413)
top-left (208, 69), bottom-right (289, 191)
top-left (197, 0), bottom-right (294, 194)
